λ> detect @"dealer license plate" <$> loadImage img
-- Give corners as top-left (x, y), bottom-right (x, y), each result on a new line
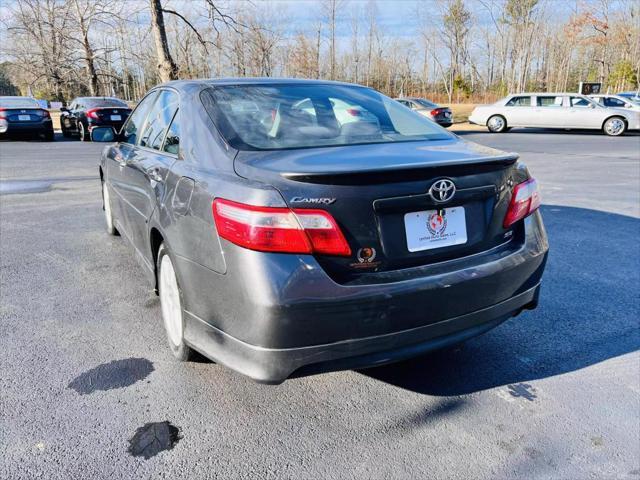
top-left (404, 206), bottom-right (467, 252)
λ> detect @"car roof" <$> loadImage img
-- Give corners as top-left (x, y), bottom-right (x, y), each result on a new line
top-left (508, 92), bottom-right (586, 96)
top-left (156, 77), bottom-right (372, 93)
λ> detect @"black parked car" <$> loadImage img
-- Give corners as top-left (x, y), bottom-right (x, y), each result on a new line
top-left (96, 79), bottom-right (548, 383)
top-left (396, 97), bottom-right (454, 127)
top-left (61, 97), bottom-right (131, 141)
top-left (0, 96), bottom-right (54, 141)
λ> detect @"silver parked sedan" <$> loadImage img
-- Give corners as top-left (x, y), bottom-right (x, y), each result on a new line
top-left (469, 93), bottom-right (640, 136)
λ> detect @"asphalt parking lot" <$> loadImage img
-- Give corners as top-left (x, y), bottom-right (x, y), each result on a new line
top-left (1, 129), bottom-right (639, 479)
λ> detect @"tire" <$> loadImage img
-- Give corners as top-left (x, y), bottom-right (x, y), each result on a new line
top-left (157, 243), bottom-right (193, 361)
top-left (61, 125), bottom-right (71, 138)
top-left (102, 181), bottom-right (119, 236)
top-left (79, 121), bottom-right (89, 141)
top-left (602, 116), bottom-right (626, 137)
top-left (487, 115), bottom-right (508, 133)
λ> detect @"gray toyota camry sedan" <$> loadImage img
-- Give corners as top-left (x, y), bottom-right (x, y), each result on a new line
top-left (96, 78), bottom-right (548, 383)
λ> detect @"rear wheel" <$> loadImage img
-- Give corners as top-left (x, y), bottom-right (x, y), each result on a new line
top-left (603, 116), bottom-right (626, 136)
top-left (487, 115), bottom-right (508, 133)
top-left (158, 244), bottom-right (194, 361)
top-left (78, 122), bottom-right (89, 141)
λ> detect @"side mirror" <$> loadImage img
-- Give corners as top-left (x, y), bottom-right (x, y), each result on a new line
top-left (588, 103), bottom-right (596, 109)
top-left (91, 126), bottom-right (117, 142)
top-left (625, 103), bottom-right (632, 108)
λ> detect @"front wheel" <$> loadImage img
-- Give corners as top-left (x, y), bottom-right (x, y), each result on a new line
top-left (487, 115), bottom-right (508, 133)
top-left (158, 244), bottom-right (194, 362)
top-left (603, 117), bottom-right (626, 137)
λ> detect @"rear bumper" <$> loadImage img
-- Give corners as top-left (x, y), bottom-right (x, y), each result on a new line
top-left (179, 212), bottom-right (548, 383)
top-left (1, 120), bottom-right (52, 134)
top-left (185, 283), bottom-right (540, 383)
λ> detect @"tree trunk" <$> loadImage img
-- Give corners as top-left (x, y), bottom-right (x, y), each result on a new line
top-left (150, 0), bottom-right (178, 82)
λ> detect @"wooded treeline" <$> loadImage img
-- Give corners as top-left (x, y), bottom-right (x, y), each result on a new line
top-left (0, 0), bottom-right (638, 103)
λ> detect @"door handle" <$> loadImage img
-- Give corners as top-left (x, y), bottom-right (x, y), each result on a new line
top-left (148, 167), bottom-right (164, 183)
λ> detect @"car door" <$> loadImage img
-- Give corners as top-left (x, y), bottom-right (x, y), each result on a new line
top-left (502, 95), bottom-right (534, 126)
top-left (118, 89), bottom-right (180, 263)
top-left (566, 96), bottom-right (602, 128)
top-left (533, 95), bottom-right (565, 127)
top-left (106, 91), bottom-right (159, 241)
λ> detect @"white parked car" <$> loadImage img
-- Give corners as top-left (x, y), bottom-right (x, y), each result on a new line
top-left (469, 93), bottom-right (640, 136)
top-left (589, 94), bottom-right (640, 111)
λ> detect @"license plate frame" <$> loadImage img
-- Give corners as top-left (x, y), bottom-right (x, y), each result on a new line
top-left (404, 206), bottom-right (468, 252)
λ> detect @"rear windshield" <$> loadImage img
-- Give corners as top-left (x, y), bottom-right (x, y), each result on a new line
top-left (0, 97), bottom-right (40, 109)
top-left (201, 84), bottom-right (452, 150)
top-left (84, 98), bottom-right (128, 108)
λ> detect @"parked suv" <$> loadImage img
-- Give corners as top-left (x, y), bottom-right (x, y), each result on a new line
top-left (61, 97), bottom-right (131, 141)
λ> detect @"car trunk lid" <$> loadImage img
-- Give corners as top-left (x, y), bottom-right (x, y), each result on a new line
top-left (234, 138), bottom-right (522, 283)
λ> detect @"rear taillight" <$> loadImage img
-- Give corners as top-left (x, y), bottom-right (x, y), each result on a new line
top-left (346, 108), bottom-right (361, 117)
top-left (87, 108), bottom-right (100, 119)
top-left (503, 178), bottom-right (541, 227)
top-left (41, 109), bottom-right (50, 118)
top-left (430, 108), bottom-right (443, 116)
top-left (212, 198), bottom-right (351, 256)
top-left (0, 108), bottom-right (5, 119)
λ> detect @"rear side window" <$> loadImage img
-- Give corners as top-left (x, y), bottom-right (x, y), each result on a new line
top-left (139, 90), bottom-right (179, 150)
top-left (163, 111), bottom-right (180, 155)
top-left (506, 96), bottom-right (531, 107)
top-left (603, 97), bottom-right (625, 107)
top-left (122, 92), bottom-right (158, 145)
top-left (569, 97), bottom-right (591, 107)
top-left (536, 96), bottom-right (563, 107)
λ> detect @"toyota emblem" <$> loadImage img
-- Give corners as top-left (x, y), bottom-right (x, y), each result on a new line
top-left (429, 179), bottom-right (456, 203)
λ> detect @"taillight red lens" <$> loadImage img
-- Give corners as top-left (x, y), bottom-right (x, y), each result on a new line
top-left (503, 178), bottom-right (541, 227)
top-left (430, 108), bottom-right (441, 116)
top-left (212, 198), bottom-right (351, 256)
top-left (0, 108), bottom-right (5, 119)
top-left (87, 108), bottom-right (100, 119)
top-left (346, 108), bottom-right (361, 116)
top-left (41, 109), bottom-right (50, 118)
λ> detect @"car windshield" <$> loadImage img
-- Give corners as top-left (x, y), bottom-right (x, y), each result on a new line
top-left (0, 97), bottom-right (40, 109)
top-left (414, 99), bottom-right (437, 108)
top-left (85, 98), bottom-right (128, 108)
top-left (202, 84), bottom-right (452, 150)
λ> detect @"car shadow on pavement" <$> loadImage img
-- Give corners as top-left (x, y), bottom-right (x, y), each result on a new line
top-left (361, 205), bottom-right (640, 395)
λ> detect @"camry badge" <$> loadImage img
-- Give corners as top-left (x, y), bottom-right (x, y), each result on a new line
top-left (428, 179), bottom-right (456, 203)
top-left (290, 197), bottom-right (336, 205)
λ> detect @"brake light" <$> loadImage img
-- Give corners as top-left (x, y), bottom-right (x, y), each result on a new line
top-left (430, 108), bottom-right (443, 116)
top-left (41, 109), bottom-right (50, 118)
top-left (87, 108), bottom-right (100, 119)
top-left (0, 108), bottom-right (5, 119)
top-left (503, 178), bottom-right (541, 227)
top-left (212, 198), bottom-right (351, 256)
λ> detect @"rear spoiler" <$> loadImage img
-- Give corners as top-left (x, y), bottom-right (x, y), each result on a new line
top-left (281, 153), bottom-right (519, 184)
